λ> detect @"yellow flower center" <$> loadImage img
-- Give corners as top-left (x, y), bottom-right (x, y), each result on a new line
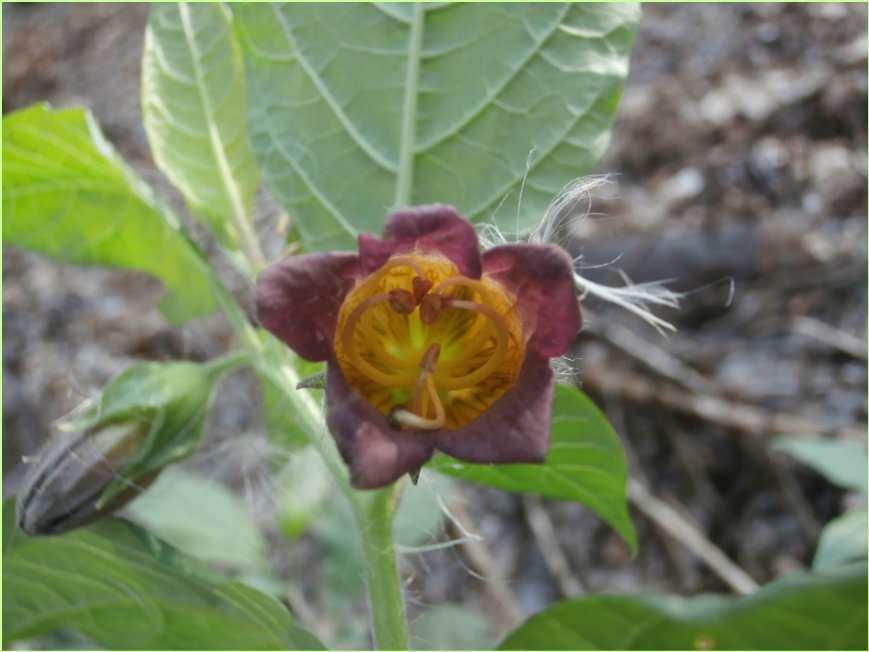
top-left (334, 253), bottom-right (525, 430)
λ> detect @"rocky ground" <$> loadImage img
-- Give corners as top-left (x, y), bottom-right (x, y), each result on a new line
top-left (4, 3), bottom-right (867, 649)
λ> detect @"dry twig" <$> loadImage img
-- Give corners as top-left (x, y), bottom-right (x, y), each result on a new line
top-left (445, 496), bottom-right (524, 634)
top-left (582, 365), bottom-right (864, 441)
top-left (627, 478), bottom-right (759, 595)
top-left (522, 495), bottom-right (585, 598)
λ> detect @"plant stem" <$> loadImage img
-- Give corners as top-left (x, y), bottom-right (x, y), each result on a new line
top-left (354, 483), bottom-right (409, 650)
top-left (205, 264), bottom-right (409, 648)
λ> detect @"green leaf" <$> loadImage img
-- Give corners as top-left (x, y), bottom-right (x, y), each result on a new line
top-left (814, 510), bottom-right (868, 571)
top-left (143, 3), bottom-right (261, 254)
top-left (394, 473), bottom-right (454, 548)
top-left (276, 447), bottom-right (332, 540)
top-left (411, 603), bottom-right (493, 650)
top-left (85, 360), bottom-right (231, 502)
top-left (234, 3), bottom-right (639, 251)
top-left (125, 467), bottom-right (268, 571)
top-left (2, 104), bottom-right (217, 325)
top-left (3, 498), bottom-right (26, 554)
top-left (2, 503), bottom-right (324, 650)
top-left (260, 350), bottom-right (325, 452)
top-left (430, 384), bottom-right (636, 552)
top-left (499, 565), bottom-right (868, 651)
top-left (772, 437), bottom-right (868, 492)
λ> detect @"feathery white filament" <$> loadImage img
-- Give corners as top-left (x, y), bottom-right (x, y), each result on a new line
top-left (480, 174), bottom-right (682, 333)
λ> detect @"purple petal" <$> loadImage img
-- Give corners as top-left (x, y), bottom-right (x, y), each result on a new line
top-left (256, 253), bottom-right (361, 361)
top-left (358, 204), bottom-right (482, 278)
top-left (326, 362), bottom-right (434, 489)
top-left (482, 244), bottom-right (581, 357)
top-left (430, 353), bottom-right (554, 463)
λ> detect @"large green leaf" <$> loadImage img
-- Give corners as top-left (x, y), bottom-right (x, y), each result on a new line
top-left (499, 565), bottom-right (868, 650)
top-left (2, 502), bottom-right (323, 650)
top-left (429, 383), bottom-right (636, 553)
top-left (813, 510), bottom-right (868, 571)
top-left (125, 467), bottom-right (268, 571)
top-left (772, 437), bottom-right (868, 492)
top-left (234, 3), bottom-right (639, 250)
top-left (143, 3), bottom-right (260, 253)
top-left (2, 104), bottom-right (217, 324)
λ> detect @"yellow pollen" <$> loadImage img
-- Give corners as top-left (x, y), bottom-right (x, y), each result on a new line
top-left (334, 253), bottom-right (525, 430)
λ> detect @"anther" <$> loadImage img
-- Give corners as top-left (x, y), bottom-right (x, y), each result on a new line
top-left (419, 293), bottom-right (445, 324)
top-left (412, 277), bottom-right (433, 304)
top-left (388, 289), bottom-right (416, 314)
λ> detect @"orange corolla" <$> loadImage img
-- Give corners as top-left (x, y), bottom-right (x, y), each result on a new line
top-left (257, 206), bottom-right (581, 488)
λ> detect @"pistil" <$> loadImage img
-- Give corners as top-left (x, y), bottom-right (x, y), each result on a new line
top-left (392, 343), bottom-right (446, 431)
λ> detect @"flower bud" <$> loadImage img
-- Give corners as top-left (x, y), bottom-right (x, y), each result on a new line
top-left (16, 418), bottom-right (153, 536)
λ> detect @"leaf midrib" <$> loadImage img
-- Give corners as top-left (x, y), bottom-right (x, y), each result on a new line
top-left (177, 3), bottom-right (261, 263)
top-left (393, 2), bottom-right (424, 208)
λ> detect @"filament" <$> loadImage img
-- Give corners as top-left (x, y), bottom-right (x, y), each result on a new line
top-left (431, 276), bottom-right (493, 303)
top-left (368, 255), bottom-right (425, 285)
top-left (434, 299), bottom-right (510, 390)
top-left (342, 293), bottom-right (417, 387)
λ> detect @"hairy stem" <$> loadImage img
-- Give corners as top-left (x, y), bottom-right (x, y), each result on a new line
top-left (205, 263), bottom-right (407, 647)
top-left (354, 483), bottom-right (409, 650)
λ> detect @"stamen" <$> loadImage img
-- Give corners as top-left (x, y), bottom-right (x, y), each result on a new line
top-left (342, 293), bottom-right (417, 387)
top-left (369, 255), bottom-right (425, 284)
top-left (419, 293), bottom-right (445, 325)
top-left (412, 277), bottom-right (433, 303)
top-left (388, 289), bottom-right (416, 314)
top-left (430, 277), bottom-right (493, 302)
top-left (434, 299), bottom-right (511, 390)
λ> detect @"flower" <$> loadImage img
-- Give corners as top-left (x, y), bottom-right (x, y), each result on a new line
top-left (257, 205), bottom-right (581, 489)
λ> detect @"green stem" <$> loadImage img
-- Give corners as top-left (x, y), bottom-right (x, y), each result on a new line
top-left (204, 349), bottom-right (251, 376)
top-left (354, 483), bottom-right (409, 650)
top-left (204, 264), bottom-right (409, 648)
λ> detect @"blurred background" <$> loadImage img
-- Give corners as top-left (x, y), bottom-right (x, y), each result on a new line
top-left (4, 3), bottom-right (867, 649)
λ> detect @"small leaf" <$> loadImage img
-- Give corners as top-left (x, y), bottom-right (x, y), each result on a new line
top-left (814, 510), bottom-right (868, 571)
top-left (260, 344), bottom-right (325, 451)
top-left (17, 359), bottom-right (231, 534)
top-left (499, 565), bottom-right (868, 651)
top-left (3, 498), bottom-right (26, 554)
top-left (81, 360), bottom-right (230, 501)
top-left (277, 447), bottom-right (332, 540)
top-left (772, 437), bottom-right (868, 492)
top-left (2, 501), bottom-right (324, 650)
top-left (125, 467), bottom-right (268, 571)
top-left (143, 3), bottom-right (261, 253)
top-left (234, 3), bottom-right (640, 251)
top-left (430, 384), bottom-right (636, 552)
top-left (2, 104), bottom-right (217, 324)
top-left (394, 474), bottom-right (454, 548)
